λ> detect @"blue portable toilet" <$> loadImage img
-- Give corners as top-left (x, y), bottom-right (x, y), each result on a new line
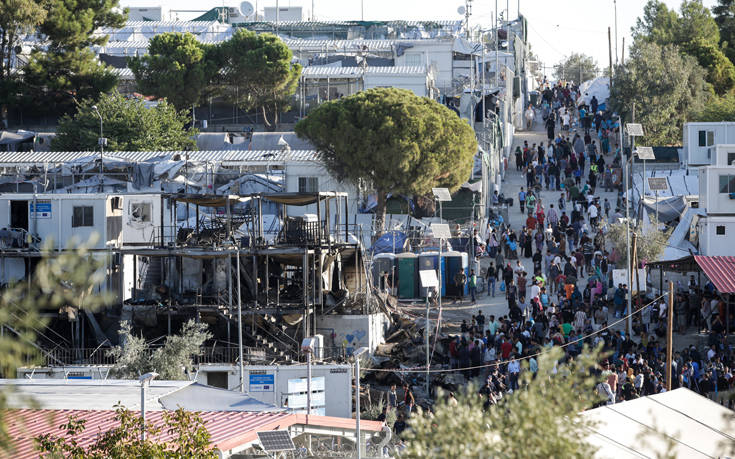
top-left (444, 251), bottom-right (469, 297)
top-left (373, 253), bottom-right (396, 294)
top-left (418, 251), bottom-right (443, 297)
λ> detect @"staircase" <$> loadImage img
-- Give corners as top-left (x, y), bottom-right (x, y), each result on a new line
top-left (141, 257), bottom-right (162, 291)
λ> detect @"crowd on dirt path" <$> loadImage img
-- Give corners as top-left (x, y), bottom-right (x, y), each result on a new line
top-left (384, 81), bottom-right (735, 444)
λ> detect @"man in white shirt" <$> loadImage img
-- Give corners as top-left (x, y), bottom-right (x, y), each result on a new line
top-left (588, 204), bottom-right (599, 226)
top-left (529, 282), bottom-right (541, 300)
top-left (525, 105), bottom-right (535, 130)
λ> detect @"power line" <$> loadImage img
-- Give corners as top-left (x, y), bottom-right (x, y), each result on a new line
top-left (363, 293), bottom-right (667, 374)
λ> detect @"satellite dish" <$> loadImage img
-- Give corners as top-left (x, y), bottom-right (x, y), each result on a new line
top-left (457, 5), bottom-right (466, 15)
top-left (240, 1), bottom-right (254, 17)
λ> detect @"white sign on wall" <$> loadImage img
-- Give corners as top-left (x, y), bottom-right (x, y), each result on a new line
top-left (612, 269), bottom-right (647, 294)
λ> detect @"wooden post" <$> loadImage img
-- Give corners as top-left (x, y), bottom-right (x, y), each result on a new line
top-left (628, 232), bottom-right (637, 336)
top-left (666, 280), bottom-right (674, 391)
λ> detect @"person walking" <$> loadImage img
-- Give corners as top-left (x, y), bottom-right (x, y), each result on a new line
top-left (525, 105), bottom-right (535, 130)
top-left (486, 263), bottom-right (497, 297)
top-left (454, 269), bottom-right (467, 304)
top-left (545, 112), bottom-right (556, 141)
top-left (468, 269), bottom-right (478, 303)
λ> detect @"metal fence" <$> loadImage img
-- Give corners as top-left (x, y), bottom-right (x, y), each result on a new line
top-left (27, 345), bottom-right (270, 367)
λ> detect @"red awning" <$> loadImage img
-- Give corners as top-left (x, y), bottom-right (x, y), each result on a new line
top-left (694, 256), bottom-right (735, 294)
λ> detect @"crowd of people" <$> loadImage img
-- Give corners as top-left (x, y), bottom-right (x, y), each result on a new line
top-left (385, 82), bottom-right (735, 442)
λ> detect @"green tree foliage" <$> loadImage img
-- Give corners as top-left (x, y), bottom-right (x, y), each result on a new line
top-left (129, 32), bottom-right (218, 111)
top-left (677, 0), bottom-right (720, 45)
top-left (295, 88), bottom-right (477, 233)
top-left (22, 0), bottom-right (126, 113)
top-left (35, 406), bottom-right (217, 458)
top-left (714, 0), bottom-right (735, 62)
top-left (610, 42), bottom-right (710, 145)
top-left (605, 222), bottom-right (670, 266)
top-left (632, 0), bottom-right (680, 46)
top-left (0, 237), bottom-right (112, 452)
top-left (0, 0), bottom-right (46, 79)
top-left (52, 91), bottom-right (197, 151)
top-left (107, 319), bottom-right (211, 380)
top-left (682, 38), bottom-right (735, 94)
top-left (553, 53), bottom-right (599, 82)
top-left (216, 29), bottom-right (301, 130)
top-left (633, 1), bottom-right (735, 94)
top-left (403, 347), bottom-right (603, 459)
top-left (694, 92), bottom-right (735, 121)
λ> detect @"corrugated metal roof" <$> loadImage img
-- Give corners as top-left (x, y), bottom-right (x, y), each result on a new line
top-left (3, 379), bottom-right (192, 411)
top-left (5, 409), bottom-right (293, 457)
top-left (694, 255), bottom-right (735, 294)
top-left (5, 408), bottom-right (385, 457)
top-left (302, 65), bottom-right (427, 77)
top-left (241, 19), bottom-right (461, 27)
top-left (0, 150), bottom-right (320, 165)
top-left (284, 39), bottom-right (396, 51)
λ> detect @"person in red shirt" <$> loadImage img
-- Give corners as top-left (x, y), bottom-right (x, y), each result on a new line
top-left (500, 337), bottom-right (513, 360)
top-left (526, 215), bottom-right (537, 230)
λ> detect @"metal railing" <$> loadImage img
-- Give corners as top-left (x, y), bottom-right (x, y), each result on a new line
top-left (25, 345), bottom-right (272, 367)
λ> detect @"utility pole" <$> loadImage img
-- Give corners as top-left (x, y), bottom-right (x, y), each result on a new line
top-left (614, 0), bottom-right (618, 65)
top-left (621, 37), bottom-right (625, 65)
top-left (495, 0), bottom-right (499, 87)
top-left (666, 281), bottom-right (674, 391)
top-left (608, 27), bottom-right (613, 84)
top-left (629, 232), bottom-right (637, 337)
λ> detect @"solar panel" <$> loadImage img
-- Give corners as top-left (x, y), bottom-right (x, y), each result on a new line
top-left (432, 187), bottom-right (452, 202)
top-left (647, 177), bottom-right (669, 191)
top-left (626, 123), bottom-right (644, 136)
top-left (431, 223), bottom-right (452, 239)
top-left (419, 269), bottom-right (439, 288)
top-left (636, 146), bottom-right (655, 160)
top-left (257, 430), bottom-right (295, 452)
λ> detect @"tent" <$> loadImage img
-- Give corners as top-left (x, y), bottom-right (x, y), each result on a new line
top-left (371, 231), bottom-right (408, 254)
top-left (577, 77), bottom-right (610, 110)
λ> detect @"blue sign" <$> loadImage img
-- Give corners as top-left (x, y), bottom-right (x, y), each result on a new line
top-left (249, 373), bottom-right (275, 392)
top-left (29, 201), bottom-right (52, 219)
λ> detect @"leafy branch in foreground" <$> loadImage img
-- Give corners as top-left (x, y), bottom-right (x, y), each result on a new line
top-left (35, 405), bottom-right (217, 458)
top-left (403, 346), bottom-right (605, 459)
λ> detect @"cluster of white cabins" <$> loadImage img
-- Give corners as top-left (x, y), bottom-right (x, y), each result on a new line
top-left (0, 14), bottom-right (542, 421)
top-left (640, 121), bottom-right (735, 258)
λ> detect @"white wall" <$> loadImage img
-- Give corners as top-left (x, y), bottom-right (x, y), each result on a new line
top-left (699, 216), bottom-right (735, 256)
top-left (699, 166), bottom-right (735, 214)
top-left (284, 162), bottom-right (360, 224)
top-left (120, 194), bottom-right (168, 246)
top-left (685, 123), bottom-right (735, 166)
top-left (0, 194), bottom-right (109, 250)
top-left (316, 313), bottom-right (389, 354)
top-left (394, 41), bottom-right (453, 90)
top-left (364, 73), bottom-right (429, 97)
top-left (194, 364), bottom-right (353, 418)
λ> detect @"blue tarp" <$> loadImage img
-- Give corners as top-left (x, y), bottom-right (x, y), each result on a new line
top-left (372, 231), bottom-right (408, 254)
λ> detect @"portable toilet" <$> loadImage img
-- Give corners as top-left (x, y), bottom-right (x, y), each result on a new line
top-left (418, 251), bottom-right (446, 297)
top-left (444, 251), bottom-right (469, 297)
top-left (373, 253), bottom-right (397, 294)
top-left (395, 253), bottom-right (418, 299)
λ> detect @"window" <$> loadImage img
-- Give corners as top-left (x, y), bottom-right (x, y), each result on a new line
top-left (298, 177), bottom-right (319, 193)
top-left (728, 152), bottom-right (735, 165)
top-left (698, 130), bottom-right (715, 147)
top-left (72, 206), bottom-right (94, 227)
top-left (719, 174), bottom-right (735, 194)
top-left (130, 202), bottom-right (152, 222)
top-left (717, 225), bottom-right (726, 235)
top-left (405, 53), bottom-right (423, 67)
